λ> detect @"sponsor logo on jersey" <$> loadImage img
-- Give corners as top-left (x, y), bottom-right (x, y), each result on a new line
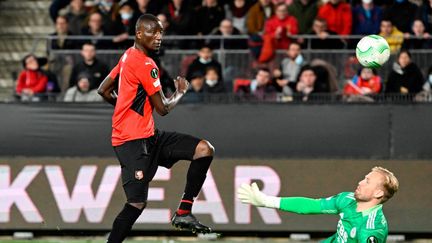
top-left (151, 68), bottom-right (158, 79)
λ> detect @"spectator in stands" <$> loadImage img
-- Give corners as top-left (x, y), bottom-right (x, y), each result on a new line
top-left (250, 68), bottom-right (277, 100)
top-left (276, 42), bottom-right (306, 88)
top-left (64, 71), bottom-right (103, 102)
top-left (195, 0), bottom-right (226, 35)
top-left (402, 19), bottom-right (432, 50)
top-left (416, 0), bottom-right (432, 33)
top-left (295, 65), bottom-right (318, 101)
top-left (186, 45), bottom-right (223, 83)
top-left (287, 0), bottom-right (318, 34)
top-left (352, 0), bottom-right (383, 35)
top-left (383, 0), bottom-right (418, 34)
top-left (204, 66), bottom-right (226, 93)
top-left (343, 67), bottom-right (382, 102)
top-left (69, 43), bottom-right (109, 90)
top-left (224, 0), bottom-right (252, 34)
top-left (317, 0), bottom-right (352, 36)
top-left (271, 69), bottom-right (294, 98)
top-left (92, 0), bottom-right (124, 35)
top-left (49, 0), bottom-right (72, 23)
top-left (161, 0), bottom-right (195, 48)
top-left (132, 0), bottom-right (160, 17)
top-left (310, 58), bottom-right (339, 93)
top-left (415, 65), bottom-right (432, 101)
top-left (15, 54), bottom-right (48, 102)
top-left (207, 19), bottom-right (248, 49)
top-left (246, 0), bottom-right (274, 35)
top-left (263, 3), bottom-right (298, 50)
top-left (113, 1), bottom-right (136, 48)
top-left (161, 0), bottom-right (194, 35)
top-left (385, 49), bottom-right (424, 95)
top-left (184, 71), bottom-right (206, 103)
top-left (81, 12), bottom-right (115, 49)
top-left (63, 0), bottom-right (88, 35)
top-left (50, 15), bottom-right (77, 50)
top-left (379, 19), bottom-right (403, 54)
top-left (156, 14), bottom-right (179, 49)
top-left (305, 18), bottom-right (345, 49)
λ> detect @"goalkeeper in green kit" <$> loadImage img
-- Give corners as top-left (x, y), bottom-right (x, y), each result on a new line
top-left (238, 167), bottom-right (399, 243)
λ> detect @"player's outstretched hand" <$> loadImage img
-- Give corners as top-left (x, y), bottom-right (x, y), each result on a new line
top-left (174, 76), bottom-right (189, 94)
top-left (237, 182), bottom-right (280, 208)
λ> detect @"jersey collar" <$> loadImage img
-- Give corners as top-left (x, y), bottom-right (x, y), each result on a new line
top-left (361, 204), bottom-right (382, 216)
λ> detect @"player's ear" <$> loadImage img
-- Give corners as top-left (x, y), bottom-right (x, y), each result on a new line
top-left (374, 189), bottom-right (384, 200)
top-left (136, 30), bottom-right (142, 40)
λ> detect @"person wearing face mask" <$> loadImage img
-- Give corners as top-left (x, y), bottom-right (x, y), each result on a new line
top-left (92, 0), bottom-right (124, 36)
top-left (185, 45), bottom-right (223, 83)
top-left (203, 66), bottom-right (226, 93)
top-left (113, 0), bottom-right (136, 48)
top-left (277, 42), bottom-right (306, 86)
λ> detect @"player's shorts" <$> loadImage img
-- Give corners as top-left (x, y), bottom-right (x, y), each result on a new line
top-left (113, 129), bottom-right (201, 203)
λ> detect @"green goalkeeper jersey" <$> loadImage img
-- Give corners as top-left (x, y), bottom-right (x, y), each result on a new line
top-left (279, 192), bottom-right (388, 243)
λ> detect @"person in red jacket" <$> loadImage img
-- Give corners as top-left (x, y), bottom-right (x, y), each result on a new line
top-left (259, 3), bottom-right (298, 62)
top-left (264, 3), bottom-right (299, 49)
top-left (343, 67), bottom-right (382, 101)
top-left (15, 54), bottom-right (48, 101)
top-left (317, 0), bottom-right (352, 36)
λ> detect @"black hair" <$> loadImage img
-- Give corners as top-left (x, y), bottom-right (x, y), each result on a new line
top-left (22, 54), bottom-right (37, 69)
top-left (135, 14), bottom-right (160, 32)
top-left (397, 49), bottom-right (412, 59)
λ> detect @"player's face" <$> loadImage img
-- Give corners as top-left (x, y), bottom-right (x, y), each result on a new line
top-left (137, 20), bottom-right (163, 51)
top-left (354, 171), bottom-right (385, 202)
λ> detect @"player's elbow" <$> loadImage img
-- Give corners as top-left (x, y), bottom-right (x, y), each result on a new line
top-left (155, 106), bottom-right (169, 116)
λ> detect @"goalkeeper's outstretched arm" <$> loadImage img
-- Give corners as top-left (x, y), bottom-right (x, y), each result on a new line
top-left (237, 183), bottom-right (323, 215)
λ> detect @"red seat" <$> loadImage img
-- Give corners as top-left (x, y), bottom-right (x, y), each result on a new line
top-left (233, 79), bottom-right (251, 93)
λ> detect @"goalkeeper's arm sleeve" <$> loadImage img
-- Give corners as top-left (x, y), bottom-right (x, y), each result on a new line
top-left (279, 197), bottom-right (322, 214)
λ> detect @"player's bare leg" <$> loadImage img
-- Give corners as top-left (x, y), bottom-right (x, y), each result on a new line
top-left (171, 140), bottom-right (214, 234)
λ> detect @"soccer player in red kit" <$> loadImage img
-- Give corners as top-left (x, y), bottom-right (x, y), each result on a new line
top-left (98, 14), bottom-right (214, 243)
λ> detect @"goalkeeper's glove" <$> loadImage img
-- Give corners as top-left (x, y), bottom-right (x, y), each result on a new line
top-left (237, 182), bottom-right (280, 209)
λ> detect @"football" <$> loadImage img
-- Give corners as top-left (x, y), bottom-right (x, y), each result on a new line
top-left (355, 35), bottom-right (390, 68)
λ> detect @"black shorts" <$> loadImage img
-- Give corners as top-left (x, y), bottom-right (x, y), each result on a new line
top-left (113, 129), bottom-right (201, 203)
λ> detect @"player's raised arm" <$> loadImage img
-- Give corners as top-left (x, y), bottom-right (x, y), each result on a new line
top-left (150, 76), bottom-right (189, 116)
top-left (237, 182), bottom-right (324, 214)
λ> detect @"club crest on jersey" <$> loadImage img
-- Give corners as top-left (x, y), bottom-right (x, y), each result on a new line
top-left (150, 68), bottom-right (158, 79)
top-left (367, 236), bottom-right (376, 243)
top-left (135, 170), bottom-right (144, 180)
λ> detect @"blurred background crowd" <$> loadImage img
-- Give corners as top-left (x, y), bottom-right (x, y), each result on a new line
top-left (9, 0), bottom-right (432, 103)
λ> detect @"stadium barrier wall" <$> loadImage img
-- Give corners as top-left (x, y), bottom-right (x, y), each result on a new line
top-left (0, 158), bottom-right (431, 233)
top-left (1, 103), bottom-right (432, 158)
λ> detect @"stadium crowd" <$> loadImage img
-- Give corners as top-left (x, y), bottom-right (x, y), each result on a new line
top-left (14, 0), bottom-right (432, 102)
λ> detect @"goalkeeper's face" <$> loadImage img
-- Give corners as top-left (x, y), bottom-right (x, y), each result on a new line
top-left (354, 171), bottom-right (385, 203)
